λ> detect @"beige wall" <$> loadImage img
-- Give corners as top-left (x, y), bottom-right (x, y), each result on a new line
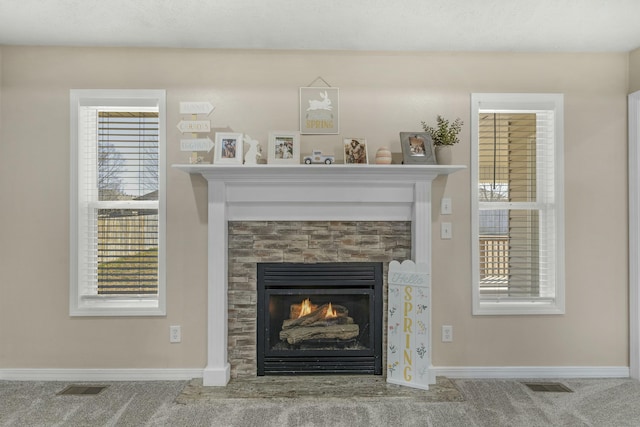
top-left (630, 47), bottom-right (640, 93)
top-left (0, 46), bottom-right (630, 370)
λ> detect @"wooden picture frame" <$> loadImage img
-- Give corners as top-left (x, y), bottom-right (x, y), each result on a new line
top-left (299, 87), bottom-right (340, 134)
top-left (399, 132), bottom-right (436, 165)
top-left (268, 131), bottom-right (301, 164)
top-left (344, 138), bottom-right (369, 164)
top-left (214, 132), bottom-right (244, 164)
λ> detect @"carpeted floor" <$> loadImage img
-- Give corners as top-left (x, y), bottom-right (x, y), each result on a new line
top-left (1, 377), bottom-right (640, 426)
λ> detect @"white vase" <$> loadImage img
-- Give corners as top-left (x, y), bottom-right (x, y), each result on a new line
top-left (435, 146), bottom-right (453, 165)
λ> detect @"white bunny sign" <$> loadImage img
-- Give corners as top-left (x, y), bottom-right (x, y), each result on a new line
top-left (299, 87), bottom-right (340, 134)
top-left (306, 90), bottom-right (333, 111)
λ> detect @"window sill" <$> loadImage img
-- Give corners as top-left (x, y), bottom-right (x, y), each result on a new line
top-left (70, 295), bottom-right (165, 317)
top-left (473, 299), bottom-right (565, 316)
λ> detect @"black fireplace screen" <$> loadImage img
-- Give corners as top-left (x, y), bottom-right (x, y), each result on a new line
top-left (257, 262), bottom-right (383, 375)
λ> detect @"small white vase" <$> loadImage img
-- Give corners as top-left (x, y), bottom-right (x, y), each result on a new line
top-left (435, 146), bottom-right (453, 165)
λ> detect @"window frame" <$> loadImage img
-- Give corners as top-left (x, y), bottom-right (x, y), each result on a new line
top-left (471, 93), bottom-right (565, 315)
top-left (70, 89), bottom-right (166, 316)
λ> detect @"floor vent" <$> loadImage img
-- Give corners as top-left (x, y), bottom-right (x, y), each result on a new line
top-left (523, 382), bottom-right (573, 393)
top-left (57, 385), bottom-right (109, 396)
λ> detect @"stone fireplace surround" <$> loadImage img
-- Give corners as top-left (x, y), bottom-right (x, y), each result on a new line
top-left (229, 220), bottom-right (410, 378)
top-left (174, 164), bottom-right (464, 386)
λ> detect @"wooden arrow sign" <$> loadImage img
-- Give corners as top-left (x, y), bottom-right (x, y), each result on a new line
top-left (176, 120), bottom-right (211, 133)
top-left (180, 137), bottom-right (214, 152)
top-left (180, 101), bottom-right (215, 115)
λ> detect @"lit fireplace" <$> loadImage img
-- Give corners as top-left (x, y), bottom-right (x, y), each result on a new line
top-left (279, 299), bottom-right (359, 346)
top-left (257, 262), bottom-right (383, 375)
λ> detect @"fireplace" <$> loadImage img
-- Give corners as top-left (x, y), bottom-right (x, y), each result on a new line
top-left (173, 164), bottom-right (464, 385)
top-left (257, 262), bottom-right (383, 375)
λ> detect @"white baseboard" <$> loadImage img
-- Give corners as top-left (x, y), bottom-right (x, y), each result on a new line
top-left (0, 366), bottom-right (630, 382)
top-left (0, 368), bottom-right (203, 382)
top-left (432, 366), bottom-right (630, 379)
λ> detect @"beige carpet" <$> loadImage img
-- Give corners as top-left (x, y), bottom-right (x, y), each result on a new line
top-left (3, 377), bottom-right (640, 426)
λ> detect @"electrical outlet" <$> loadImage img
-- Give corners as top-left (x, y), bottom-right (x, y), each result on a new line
top-left (442, 325), bottom-right (453, 342)
top-left (169, 325), bottom-right (181, 343)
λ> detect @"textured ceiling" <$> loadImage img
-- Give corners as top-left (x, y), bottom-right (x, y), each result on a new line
top-left (1, 0), bottom-right (639, 52)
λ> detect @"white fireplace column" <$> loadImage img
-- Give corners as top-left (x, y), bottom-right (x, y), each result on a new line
top-left (174, 164), bottom-right (465, 386)
top-left (206, 179), bottom-right (230, 385)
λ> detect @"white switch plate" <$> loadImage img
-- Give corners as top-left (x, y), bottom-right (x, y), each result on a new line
top-left (441, 222), bottom-right (452, 239)
top-left (441, 198), bottom-right (452, 215)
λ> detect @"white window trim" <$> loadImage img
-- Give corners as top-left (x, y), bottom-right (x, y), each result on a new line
top-left (70, 89), bottom-right (166, 316)
top-left (629, 90), bottom-right (640, 379)
top-left (471, 93), bottom-right (565, 315)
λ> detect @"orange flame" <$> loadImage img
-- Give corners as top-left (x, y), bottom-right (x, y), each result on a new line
top-left (298, 298), bottom-right (312, 318)
top-left (325, 302), bottom-right (337, 318)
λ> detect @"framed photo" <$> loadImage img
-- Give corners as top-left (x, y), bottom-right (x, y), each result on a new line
top-left (299, 87), bottom-right (340, 134)
top-left (214, 132), bottom-right (244, 164)
top-left (268, 131), bottom-right (301, 164)
top-left (399, 132), bottom-right (437, 165)
top-left (344, 138), bottom-right (369, 164)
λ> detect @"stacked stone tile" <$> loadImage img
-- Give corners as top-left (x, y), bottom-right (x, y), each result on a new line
top-left (227, 221), bottom-right (411, 378)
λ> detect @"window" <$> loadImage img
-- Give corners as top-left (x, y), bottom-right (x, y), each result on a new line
top-left (70, 90), bottom-right (166, 316)
top-left (471, 93), bottom-right (564, 315)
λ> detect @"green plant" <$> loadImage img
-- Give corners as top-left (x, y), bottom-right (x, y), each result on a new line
top-left (421, 115), bottom-right (463, 146)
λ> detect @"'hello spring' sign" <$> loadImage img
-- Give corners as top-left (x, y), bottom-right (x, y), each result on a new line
top-left (386, 260), bottom-right (431, 390)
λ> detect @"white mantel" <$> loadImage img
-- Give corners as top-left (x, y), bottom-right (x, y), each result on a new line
top-left (174, 164), bottom-right (465, 386)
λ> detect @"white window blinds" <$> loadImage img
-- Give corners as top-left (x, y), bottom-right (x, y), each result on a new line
top-left (95, 111), bottom-right (159, 295)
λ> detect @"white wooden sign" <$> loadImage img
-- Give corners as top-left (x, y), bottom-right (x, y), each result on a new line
top-left (180, 101), bottom-right (215, 115)
top-left (176, 120), bottom-right (211, 134)
top-left (180, 137), bottom-right (214, 152)
top-left (386, 260), bottom-right (431, 390)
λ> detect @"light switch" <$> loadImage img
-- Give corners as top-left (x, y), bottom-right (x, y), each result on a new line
top-left (441, 222), bottom-right (452, 239)
top-left (441, 198), bottom-right (452, 215)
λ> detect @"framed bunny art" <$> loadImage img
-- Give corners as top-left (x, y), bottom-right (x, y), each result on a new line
top-left (299, 87), bottom-right (340, 134)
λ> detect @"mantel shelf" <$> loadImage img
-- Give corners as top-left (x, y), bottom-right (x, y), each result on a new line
top-left (172, 163), bottom-right (466, 181)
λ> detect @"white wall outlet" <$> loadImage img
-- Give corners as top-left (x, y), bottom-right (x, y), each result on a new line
top-left (441, 222), bottom-right (452, 239)
top-left (169, 325), bottom-right (181, 343)
top-left (441, 197), bottom-right (452, 215)
top-left (442, 325), bottom-right (453, 342)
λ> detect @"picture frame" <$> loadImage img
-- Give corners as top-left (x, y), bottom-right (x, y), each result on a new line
top-left (268, 131), bottom-right (301, 164)
top-left (299, 87), bottom-right (340, 134)
top-left (214, 132), bottom-right (244, 164)
top-left (399, 132), bottom-right (437, 165)
top-left (343, 138), bottom-right (369, 164)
